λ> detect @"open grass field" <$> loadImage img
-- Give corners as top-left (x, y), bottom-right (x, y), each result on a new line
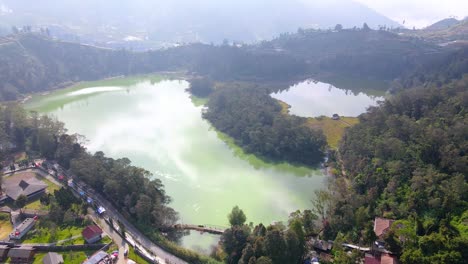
top-left (22, 223), bottom-right (84, 244)
top-left (277, 98), bottom-right (359, 149)
top-left (0, 213), bottom-right (13, 239)
top-left (307, 116), bottom-right (359, 149)
top-left (24, 199), bottom-right (47, 210)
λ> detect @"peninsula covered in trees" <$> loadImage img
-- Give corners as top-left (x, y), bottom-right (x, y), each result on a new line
top-left (204, 86), bottom-right (327, 165)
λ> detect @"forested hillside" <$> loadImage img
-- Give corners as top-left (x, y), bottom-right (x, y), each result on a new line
top-left (1, 29), bottom-right (462, 101)
top-left (325, 76), bottom-right (468, 263)
top-left (262, 28), bottom-right (444, 80)
top-left (0, 35), bottom-right (143, 100)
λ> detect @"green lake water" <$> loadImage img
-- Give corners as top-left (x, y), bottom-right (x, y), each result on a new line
top-left (26, 77), bottom-right (326, 253)
top-left (271, 79), bottom-right (385, 117)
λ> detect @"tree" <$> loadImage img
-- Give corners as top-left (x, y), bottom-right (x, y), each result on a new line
top-left (221, 225), bottom-right (250, 264)
top-left (188, 77), bottom-right (214, 97)
top-left (239, 243), bottom-right (255, 264)
top-left (264, 228), bottom-right (287, 264)
top-left (15, 194), bottom-right (27, 208)
top-left (311, 190), bottom-right (331, 222)
top-left (334, 24), bottom-right (343, 31)
top-left (362, 23), bottom-right (371, 31)
top-left (228, 206), bottom-right (247, 226)
top-left (256, 256), bottom-right (273, 264)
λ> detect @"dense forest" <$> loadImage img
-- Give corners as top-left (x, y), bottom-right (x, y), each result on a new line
top-left (323, 76), bottom-right (468, 263)
top-left (203, 86), bottom-right (327, 165)
top-left (397, 46), bottom-right (468, 89)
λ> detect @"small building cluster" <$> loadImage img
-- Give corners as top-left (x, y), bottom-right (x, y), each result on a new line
top-left (365, 217), bottom-right (399, 264)
top-left (304, 217), bottom-right (400, 264)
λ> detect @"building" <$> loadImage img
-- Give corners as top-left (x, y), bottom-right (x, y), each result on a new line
top-left (374, 217), bottom-right (395, 239)
top-left (42, 252), bottom-right (64, 264)
top-left (82, 225), bottom-right (103, 244)
top-left (9, 218), bottom-right (35, 240)
top-left (365, 253), bottom-right (398, 264)
top-left (0, 245), bottom-right (10, 262)
top-left (0, 173), bottom-right (47, 203)
top-left (365, 254), bottom-right (381, 264)
top-left (7, 247), bottom-right (35, 263)
top-left (82, 250), bottom-right (111, 264)
top-left (381, 253), bottom-right (398, 264)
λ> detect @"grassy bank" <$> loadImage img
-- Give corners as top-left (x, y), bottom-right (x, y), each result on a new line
top-left (277, 98), bottom-right (359, 149)
top-left (307, 116), bottom-right (359, 149)
top-left (0, 213), bottom-right (13, 239)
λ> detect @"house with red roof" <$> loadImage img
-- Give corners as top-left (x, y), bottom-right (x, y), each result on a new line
top-left (365, 253), bottom-right (398, 264)
top-left (82, 225), bottom-right (103, 244)
top-left (374, 217), bottom-right (395, 239)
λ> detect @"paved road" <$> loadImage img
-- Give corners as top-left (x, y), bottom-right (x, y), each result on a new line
top-left (89, 211), bottom-right (127, 264)
top-left (49, 164), bottom-right (188, 264)
top-left (88, 189), bottom-right (187, 264)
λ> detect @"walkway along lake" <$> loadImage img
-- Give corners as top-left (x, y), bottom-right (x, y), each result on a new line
top-left (25, 77), bottom-right (327, 253)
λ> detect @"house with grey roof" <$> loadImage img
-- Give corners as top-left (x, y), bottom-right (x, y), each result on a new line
top-left (7, 246), bottom-right (35, 263)
top-left (9, 218), bottom-right (36, 240)
top-left (83, 250), bottom-right (111, 264)
top-left (43, 252), bottom-right (64, 264)
top-left (0, 172), bottom-right (47, 203)
top-left (0, 245), bottom-right (10, 262)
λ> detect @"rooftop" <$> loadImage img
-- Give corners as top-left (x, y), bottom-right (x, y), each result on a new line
top-left (9, 218), bottom-right (35, 238)
top-left (82, 225), bottom-right (103, 240)
top-left (7, 247), bottom-right (34, 258)
top-left (381, 254), bottom-right (398, 264)
top-left (82, 250), bottom-right (110, 264)
top-left (2, 172), bottom-right (47, 200)
top-left (43, 252), bottom-right (64, 264)
top-left (374, 217), bottom-right (395, 237)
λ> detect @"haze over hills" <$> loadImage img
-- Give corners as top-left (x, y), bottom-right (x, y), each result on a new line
top-left (398, 17), bottom-right (468, 44)
top-left (425, 18), bottom-right (461, 31)
top-left (0, 0), bottom-right (399, 44)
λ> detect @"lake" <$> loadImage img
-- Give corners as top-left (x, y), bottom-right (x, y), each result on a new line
top-left (26, 76), bottom-right (326, 254)
top-left (271, 79), bottom-right (385, 117)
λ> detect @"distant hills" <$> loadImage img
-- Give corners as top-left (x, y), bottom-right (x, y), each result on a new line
top-left (425, 18), bottom-right (461, 31)
top-left (2, 27), bottom-right (463, 101)
top-left (398, 18), bottom-right (468, 44)
top-left (0, 0), bottom-right (399, 44)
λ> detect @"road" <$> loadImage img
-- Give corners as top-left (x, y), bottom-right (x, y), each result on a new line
top-left (87, 189), bottom-right (187, 264)
top-left (89, 210), bottom-right (127, 264)
top-left (52, 163), bottom-right (188, 264)
top-left (17, 165), bottom-right (188, 264)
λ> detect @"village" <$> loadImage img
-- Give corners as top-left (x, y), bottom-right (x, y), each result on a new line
top-left (0, 151), bottom-right (406, 264)
top-left (0, 153), bottom-right (158, 264)
top-left (304, 216), bottom-right (399, 264)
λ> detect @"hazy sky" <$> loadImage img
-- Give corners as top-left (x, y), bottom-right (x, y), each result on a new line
top-left (355, 0), bottom-right (468, 28)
